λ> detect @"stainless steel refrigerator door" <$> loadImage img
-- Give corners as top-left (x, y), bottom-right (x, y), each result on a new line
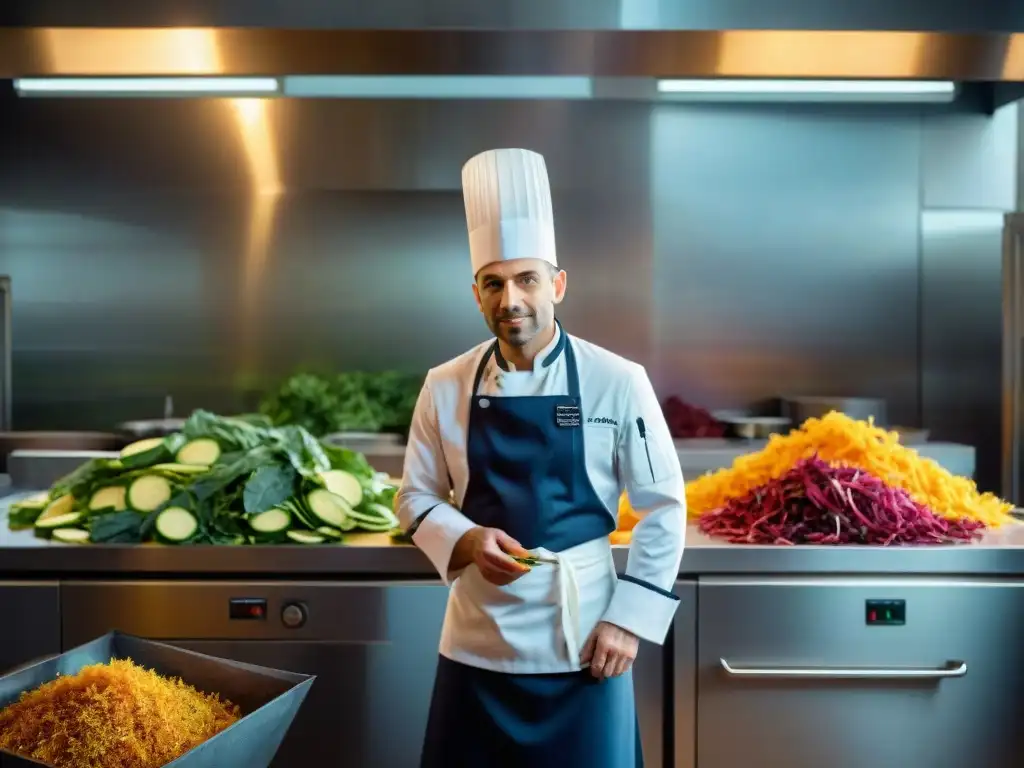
top-left (1003, 212), bottom-right (1024, 503)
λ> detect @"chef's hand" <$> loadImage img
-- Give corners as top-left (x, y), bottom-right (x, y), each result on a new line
top-left (455, 526), bottom-right (531, 586)
top-left (580, 621), bottom-right (639, 679)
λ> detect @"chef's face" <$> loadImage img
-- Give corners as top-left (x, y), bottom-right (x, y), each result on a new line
top-left (473, 259), bottom-right (566, 347)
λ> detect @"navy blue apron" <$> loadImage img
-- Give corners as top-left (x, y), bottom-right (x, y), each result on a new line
top-left (420, 331), bottom-right (643, 768)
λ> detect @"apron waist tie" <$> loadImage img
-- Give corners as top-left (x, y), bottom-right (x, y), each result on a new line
top-left (534, 541), bottom-right (618, 669)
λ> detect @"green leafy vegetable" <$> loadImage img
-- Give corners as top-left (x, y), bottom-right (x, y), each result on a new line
top-left (89, 511), bottom-right (146, 544)
top-left (258, 370), bottom-right (423, 435)
top-left (243, 465), bottom-right (297, 514)
top-left (7, 408), bottom-right (403, 547)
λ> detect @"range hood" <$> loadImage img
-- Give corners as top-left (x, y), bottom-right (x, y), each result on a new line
top-left (1, 0), bottom-right (1022, 107)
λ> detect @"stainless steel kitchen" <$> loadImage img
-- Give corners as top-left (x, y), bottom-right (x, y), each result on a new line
top-left (1, 2), bottom-right (1024, 767)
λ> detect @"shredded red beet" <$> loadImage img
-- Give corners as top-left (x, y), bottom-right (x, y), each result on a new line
top-left (662, 396), bottom-right (726, 438)
top-left (698, 456), bottom-right (986, 546)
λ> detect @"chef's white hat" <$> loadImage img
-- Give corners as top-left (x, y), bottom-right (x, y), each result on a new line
top-left (461, 148), bottom-right (556, 276)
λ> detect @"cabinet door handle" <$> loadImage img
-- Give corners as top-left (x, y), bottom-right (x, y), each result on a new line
top-left (720, 658), bottom-right (968, 680)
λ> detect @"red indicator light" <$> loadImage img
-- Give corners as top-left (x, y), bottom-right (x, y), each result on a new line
top-left (869, 611), bottom-right (877, 622)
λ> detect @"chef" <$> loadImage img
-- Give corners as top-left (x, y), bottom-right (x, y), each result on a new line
top-left (396, 147), bottom-right (686, 768)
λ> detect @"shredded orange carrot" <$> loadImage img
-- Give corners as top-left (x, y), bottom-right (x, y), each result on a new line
top-left (616, 493), bottom-right (642, 532)
top-left (0, 658), bottom-right (240, 768)
top-left (683, 411), bottom-right (1012, 527)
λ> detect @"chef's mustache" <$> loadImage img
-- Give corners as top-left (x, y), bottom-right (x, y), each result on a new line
top-left (496, 311), bottom-right (533, 321)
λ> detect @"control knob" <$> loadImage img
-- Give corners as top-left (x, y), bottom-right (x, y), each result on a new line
top-left (281, 601), bottom-right (308, 629)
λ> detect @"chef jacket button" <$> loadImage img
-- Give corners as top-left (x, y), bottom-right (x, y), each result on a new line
top-left (480, 398), bottom-right (491, 408)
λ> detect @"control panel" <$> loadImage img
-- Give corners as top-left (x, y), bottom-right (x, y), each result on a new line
top-left (865, 598), bottom-right (905, 626)
top-left (229, 597), bottom-right (308, 629)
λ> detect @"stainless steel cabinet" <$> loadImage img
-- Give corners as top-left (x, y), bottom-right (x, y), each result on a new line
top-left (0, 581), bottom-right (60, 673)
top-left (672, 581), bottom-right (697, 768)
top-left (696, 577), bottom-right (1024, 768)
top-left (62, 581), bottom-right (450, 768)
top-left (634, 607), bottom-right (669, 768)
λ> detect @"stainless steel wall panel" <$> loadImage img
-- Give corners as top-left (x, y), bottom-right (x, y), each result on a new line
top-left (919, 105), bottom-right (1018, 494)
top-left (0, 90), bottom-right (1013, 455)
top-left (0, 97), bottom-right (654, 428)
top-left (650, 105), bottom-right (922, 424)
top-left (921, 107), bottom-right (1019, 211)
top-left (921, 211), bottom-right (1006, 494)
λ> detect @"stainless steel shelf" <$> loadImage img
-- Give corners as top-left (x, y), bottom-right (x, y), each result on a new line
top-left (3, 519), bottom-right (1024, 576)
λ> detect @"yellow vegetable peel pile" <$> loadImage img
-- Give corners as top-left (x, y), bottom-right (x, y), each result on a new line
top-left (684, 411), bottom-right (1012, 527)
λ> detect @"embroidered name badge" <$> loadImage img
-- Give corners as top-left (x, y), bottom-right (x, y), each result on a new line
top-left (555, 404), bottom-right (581, 428)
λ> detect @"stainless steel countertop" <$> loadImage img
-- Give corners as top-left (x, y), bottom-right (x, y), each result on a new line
top-left (3, 498), bottom-right (1024, 576)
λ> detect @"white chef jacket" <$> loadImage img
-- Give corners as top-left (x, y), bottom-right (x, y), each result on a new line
top-left (396, 326), bottom-right (686, 670)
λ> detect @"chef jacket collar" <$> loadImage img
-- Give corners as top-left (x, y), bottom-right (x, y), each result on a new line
top-left (493, 320), bottom-right (565, 372)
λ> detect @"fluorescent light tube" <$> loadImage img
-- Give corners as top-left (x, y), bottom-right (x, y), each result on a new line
top-left (13, 77), bottom-right (281, 97)
top-left (284, 76), bottom-right (594, 99)
top-left (656, 79), bottom-right (957, 103)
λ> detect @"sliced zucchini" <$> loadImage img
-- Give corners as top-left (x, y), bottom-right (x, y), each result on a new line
top-left (286, 530), bottom-right (326, 545)
top-left (127, 475), bottom-right (173, 512)
top-left (316, 470), bottom-right (363, 508)
top-left (155, 506), bottom-right (199, 543)
top-left (119, 437), bottom-right (170, 468)
top-left (315, 526), bottom-right (344, 540)
top-left (282, 499), bottom-right (318, 531)
top-left (52, 527), bottom-right (90, 544)
top-left (88, 486), bottom-right (127, 512)
top-left (305, 489), bottom-right (350, 528)
top-left (11, 492), bottom-right (50, 511)
top-left (9, 493), bottom-right (52, 527)
top-left (249, 506), bottom-right (292, 535)
top-left (351, 518), bottom-right (398, 533)
top-left (35, 494), bottom-right (75, 526)
top-left (175, 438), bottom-right (221, 466)
top-left (35, 511), bottom-right (84, 531)
top-left (151, 463), bottom-right (211, 475)
top-left (345, 506), bottom-right (395, 526)
top-left (364, 502), bottom-right (399, 527)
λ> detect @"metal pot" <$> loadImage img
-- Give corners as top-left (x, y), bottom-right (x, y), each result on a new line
top-left (712, 411), bottom-right (792, 440)
top-left (0, 431), bottom-right (124, 472)
top-left (782, 397), bottom-right (888, 427)
top-left (116, 418), bottom-right (188, 440)
top-left (117, 394), bottom-right (188, 440)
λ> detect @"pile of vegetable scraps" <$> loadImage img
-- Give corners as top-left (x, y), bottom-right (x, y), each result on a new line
top-left (698, 456), bottom-right (986, 546)
top-left (0, 658), bottom-right (238, 768)
top-left (685, 411), bottom-right (1013, 527)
